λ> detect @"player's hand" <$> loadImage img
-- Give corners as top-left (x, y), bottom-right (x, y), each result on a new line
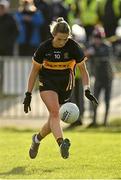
top-left (85, 89), bottom-right (98, 108)
top-left (23, 92), bottom-right (32, 113)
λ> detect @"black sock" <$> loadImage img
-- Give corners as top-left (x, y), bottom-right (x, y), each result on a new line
top-left (37, 133), bottom-right (43, 141)
top-left (57, 138), bottom-right (63, 146)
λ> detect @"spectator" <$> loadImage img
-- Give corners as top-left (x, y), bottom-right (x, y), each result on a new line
top-left (97, 0), bottom-right (121, 37)
top-left (78, 0), bottom-right (99, 41)
top-left (15, 0), bottom-right (44, 56)
top-left (0, 0), bottom-right (18, 55)
top-left (112, 19), bottom-right (121, 62)
top-left (33, 0), bottom-right (52, 41)
top-left (0, 0), bottom-right (18, 93)
top-left (63, 0), bottom-right (77, 26)
top-left (50, 0), bottom-right (68, 22)
top-left (85, 27), bottom-right (114, 127)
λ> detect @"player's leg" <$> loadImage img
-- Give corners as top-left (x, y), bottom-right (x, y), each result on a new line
top-left (104, 82), bottom-right (112, 126)
top-left (29, 118), bottom-right (51, 159)
top-left (90, 81), bottom-right (101, 126)
top-left (38, 121), bottom-right (51, 138)
top-left (29, 91), bottom-right (52, 159)
top-left (40, 90), bottom-right (70, 159)
top-left (40, 90), bottom-right (63, 139)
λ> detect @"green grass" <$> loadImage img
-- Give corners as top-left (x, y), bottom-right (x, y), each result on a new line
top-left (0, 125), bottom-right (121, 179)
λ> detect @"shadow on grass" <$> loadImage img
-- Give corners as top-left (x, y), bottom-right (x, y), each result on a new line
top-left (0, 166), bottom-right (120, 179)
top-left (27, 166), bottom-right (62, 175)
top-left (0, 166), bottom-right (62, 177)
top-left (0, 127), bottom-right (35, 133)
top-left (64, 126), bottom-right (121, 134)
top-left (0, 166), bottom-right (26, 176)
top-left (64, 117), bottom-right (121, 133)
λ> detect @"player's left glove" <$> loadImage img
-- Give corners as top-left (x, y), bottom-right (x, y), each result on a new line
top-left (85, 89), bottom-right (98, 108)
top-left (23, 92), bottom-right (32, 113)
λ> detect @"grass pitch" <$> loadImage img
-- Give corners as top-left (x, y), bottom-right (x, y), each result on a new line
top-left (0, 121), bottom-right (121, 179)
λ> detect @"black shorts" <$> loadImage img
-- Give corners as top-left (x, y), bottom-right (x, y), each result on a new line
top-left (39, 73), bottom-right (72, 104)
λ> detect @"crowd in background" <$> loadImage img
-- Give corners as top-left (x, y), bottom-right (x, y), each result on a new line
top-left (0, 0), bottom-right (121, 57)
top-left (0, 0), bottom-right (121, 127)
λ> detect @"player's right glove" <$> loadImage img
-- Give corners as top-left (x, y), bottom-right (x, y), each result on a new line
top-left (23, 92), bottom-right (32, 113)
top-left (85, 89), bottom-right (98, 108)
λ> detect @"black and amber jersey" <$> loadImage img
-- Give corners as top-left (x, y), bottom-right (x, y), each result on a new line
top-left (33, 38), bottom-right (85, 73)
top-left (33, 38), bottom-right (86, 93)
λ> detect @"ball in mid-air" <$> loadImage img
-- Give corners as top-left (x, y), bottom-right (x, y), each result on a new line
top-left (59, 102), bottom-right (80, 124)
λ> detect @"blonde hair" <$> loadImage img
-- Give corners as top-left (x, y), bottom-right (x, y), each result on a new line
top-left (50, 17), bottom-right (71, 36)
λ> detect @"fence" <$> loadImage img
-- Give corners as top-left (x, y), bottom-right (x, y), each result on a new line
top-left (0, 56), bottom-right (48, 119)
top-left (0, 56), bottom-right (121, 119)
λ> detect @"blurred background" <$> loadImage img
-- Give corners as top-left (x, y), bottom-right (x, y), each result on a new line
top-left (0, 0), bottom-right (121, 128)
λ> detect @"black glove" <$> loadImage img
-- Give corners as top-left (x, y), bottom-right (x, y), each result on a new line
top-left (23, 92), bottom-right (32, 113)
top-left (85, 89), bottom-right (98, 108)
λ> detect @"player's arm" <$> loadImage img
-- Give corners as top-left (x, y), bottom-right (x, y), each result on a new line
top-left (77, 61), bottom-right (98, 108)
top-left (77, 60), bottom-right (90, 88)
top-left (23, 59), bottom-right (42, 113)
top-left (27, 59), bottom-right (42, 93)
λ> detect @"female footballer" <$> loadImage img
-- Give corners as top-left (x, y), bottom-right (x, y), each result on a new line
top-left (23, 17), bottom-right (98, 159)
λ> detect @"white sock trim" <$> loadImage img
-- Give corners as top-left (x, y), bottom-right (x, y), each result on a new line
top-left (35, 135), bottom-right (40, 144)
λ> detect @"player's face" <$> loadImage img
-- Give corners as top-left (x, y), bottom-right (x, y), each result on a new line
top-left (53, 33), bottom-right (69, 48)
